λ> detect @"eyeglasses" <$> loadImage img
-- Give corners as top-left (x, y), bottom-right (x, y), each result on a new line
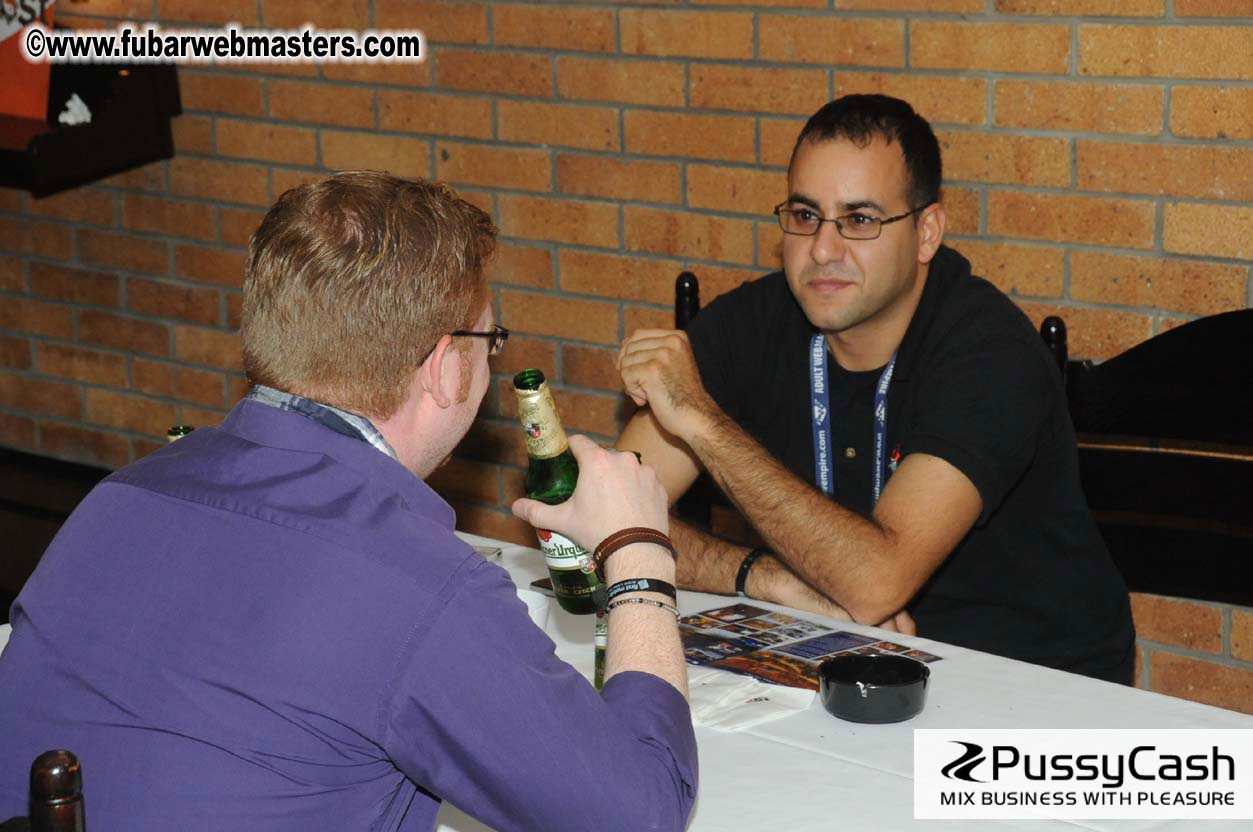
top-left (451, 324), bottom-right (509, 355)
top-left (774, 203), bottom-right (925, 240)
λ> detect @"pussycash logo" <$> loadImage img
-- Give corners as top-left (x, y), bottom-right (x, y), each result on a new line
top-left (942, 742), bottom-right (987, 782)
top-left (940, 741), bottom-right (1235, 790)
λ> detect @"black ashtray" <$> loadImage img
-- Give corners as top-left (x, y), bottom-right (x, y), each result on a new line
top-left (818, 653), bottom-right (930, 723)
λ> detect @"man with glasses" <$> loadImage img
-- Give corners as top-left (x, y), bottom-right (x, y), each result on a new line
top-left (617, 95), bottom-right (1135, 684)
top-left (0, 172), bottom-right (696, 831)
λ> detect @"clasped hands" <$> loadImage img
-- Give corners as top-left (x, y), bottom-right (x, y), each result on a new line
top-left (617, 329), bottom-right (719, 444)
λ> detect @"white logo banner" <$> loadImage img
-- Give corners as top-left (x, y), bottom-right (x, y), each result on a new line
top-left (914, 729), bottom-right (1253, 820)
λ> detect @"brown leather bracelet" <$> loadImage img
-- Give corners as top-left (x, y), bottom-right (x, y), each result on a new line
top-left (592, 527), bottom-right (678, 578)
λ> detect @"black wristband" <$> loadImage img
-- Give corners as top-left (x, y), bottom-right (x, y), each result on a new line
top-left (735, 548), bottom-right (768, 598)
top-left (606, 578), bottom-right (677, 603)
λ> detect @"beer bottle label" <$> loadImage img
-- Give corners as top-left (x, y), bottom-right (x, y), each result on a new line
top-left (535, 528), bottom-right (594, 574)
top-left (516, 385), bottom-right (567, 460)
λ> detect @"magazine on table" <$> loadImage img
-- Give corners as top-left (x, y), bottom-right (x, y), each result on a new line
top-left (680, 602), bottom-right (941, 691)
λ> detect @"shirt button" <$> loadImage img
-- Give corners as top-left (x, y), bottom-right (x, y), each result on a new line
top-left (844, 447), bottom-right (856, 459)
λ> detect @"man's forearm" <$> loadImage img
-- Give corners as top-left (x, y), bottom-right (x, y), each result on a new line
top-left (603, 542), bottom-right (688, 698)
top-left (670, 517), bottom-right (854, 621)
top-left (669, 517), bottom-right (739, 594)
top-left (684, 409), bottom-right (906, 623)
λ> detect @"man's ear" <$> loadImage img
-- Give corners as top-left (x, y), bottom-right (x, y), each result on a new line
top-left (418, 334), bottom-right (460, 409)
top-left (917, 202), bottom-right (946, 265)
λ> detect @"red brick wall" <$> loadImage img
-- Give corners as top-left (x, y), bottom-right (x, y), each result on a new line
top-left (1132, 596), bottom-right (1253, 715)
top-left (1, 0), bottom-right (1250, 710)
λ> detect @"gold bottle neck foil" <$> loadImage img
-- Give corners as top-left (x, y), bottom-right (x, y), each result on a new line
top-left (514, 382), bottom-right (568, 460)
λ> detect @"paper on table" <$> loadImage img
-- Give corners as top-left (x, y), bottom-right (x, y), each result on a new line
top-left (687, 665), bottom-right (815, 732)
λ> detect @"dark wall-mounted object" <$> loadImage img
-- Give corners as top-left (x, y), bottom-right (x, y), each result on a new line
top-left (1039, 315), bottom-right (1069, 388)
top-left (0, 41), bottom-right (181, 197)
top-left (675, 271), bottom-right (700, 330)
top-left (1041, 310), bottom-right (1253, 607)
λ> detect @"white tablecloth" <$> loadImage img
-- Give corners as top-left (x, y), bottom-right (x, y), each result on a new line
top-left (436, 533), bottom-right (1253, 832)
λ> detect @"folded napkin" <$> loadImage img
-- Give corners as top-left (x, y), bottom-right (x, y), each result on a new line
top-left (687, 666), bottom-right (816, 731)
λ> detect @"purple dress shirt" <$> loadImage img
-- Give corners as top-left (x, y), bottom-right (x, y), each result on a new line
top-left (0, 400), bottom-right (697, 830)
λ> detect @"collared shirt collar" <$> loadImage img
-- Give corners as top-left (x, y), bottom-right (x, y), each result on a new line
top-left (245, 385), bottom-right (398, 461)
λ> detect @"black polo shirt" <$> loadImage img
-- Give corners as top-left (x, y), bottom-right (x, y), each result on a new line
top-left (686, 245), bottom-right (1135, 683)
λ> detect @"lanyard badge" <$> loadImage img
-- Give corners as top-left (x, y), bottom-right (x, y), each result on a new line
top-left (809, 334), bottom-right (897, 506)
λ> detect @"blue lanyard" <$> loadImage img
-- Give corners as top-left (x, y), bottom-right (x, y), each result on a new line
top-left (809, 334), bottom-right (897, 506)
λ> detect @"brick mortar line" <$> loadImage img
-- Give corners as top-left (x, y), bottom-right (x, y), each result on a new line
top-left (937, 125), bottom-right (1253, 147)
top-left (495, 237), bottom-right (766, 271)
top-left (1061, 247), bottom-right (1072, 302)
top-left (48, 26), bottom-right (1253, 73)
top-left (950, 180), bottom-right (1253, 206)
top-left (0, 367), bottom-right (234, 414)
top-left (7, 207), bottom-right (253, 249)
top-left (0, 405), bottom-right (165, 443)
top-left (45, 137), bottom-right (1253, 199)
top-left (41, 277), bottom-right (237, 311)
top-left (0, 354), bottom-right (242, 389)
top-left (3, 329), bottom-right (244, 375)
top-left (429, 27), bottom-right (1250, 55)
top-left (1223, 606), bottom-right (1233, 664)
top-left (9, 215), bottom-right (256, 251)
top-left (54, 3), bottom-right (1251, 23)
top-left (185, 89), bottom-right (1253, 129)
top-left (498, 296), bottom-right (660, 316)
top-left (1139, 637), bottom-right (1253, 670)
top-left (1134, 591), bottom-right (1252, 612)
top-left (473, 179), bottom-right (1251, 244)
top-left (3, 261), bottom-right (242, 295)
top-left (1153, 199), bottom-right (1167, 269)
top-left (8, 223), bottom-right (1252, 280)
top-left (430, 173), bottom-right (1253, 214)
top-left (539, 230), bottom-right (1247, 272)
top-left (180, 66), bottom-right (1253, 90)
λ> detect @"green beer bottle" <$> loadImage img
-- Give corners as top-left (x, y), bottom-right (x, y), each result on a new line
top-left (513, 369), bottom-right (606, 615)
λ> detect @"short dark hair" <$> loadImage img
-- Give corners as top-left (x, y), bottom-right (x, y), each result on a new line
top-left (790, 94), bottom-right (942, 212)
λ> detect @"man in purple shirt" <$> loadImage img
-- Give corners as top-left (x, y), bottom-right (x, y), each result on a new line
top-left (0, 173), bottom-right (696, 831)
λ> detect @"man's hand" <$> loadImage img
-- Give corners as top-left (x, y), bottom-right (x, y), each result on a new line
top-left (743, 552), bottom-right (915, 632)
top-left (511, 435), bottom-right (669, 553)
top-left (617, 329), bottom-right (719, 445)
top-left (884, 610), bottom-right (917, 635)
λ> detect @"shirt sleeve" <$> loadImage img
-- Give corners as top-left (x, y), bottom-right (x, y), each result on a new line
top-left (379, 558), bottom-right (697, 832)
top-left (900, 331), bottom-right (1059, 526)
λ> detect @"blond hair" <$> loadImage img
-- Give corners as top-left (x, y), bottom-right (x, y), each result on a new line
top-left (242, 172), bottom-right (495, 419)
